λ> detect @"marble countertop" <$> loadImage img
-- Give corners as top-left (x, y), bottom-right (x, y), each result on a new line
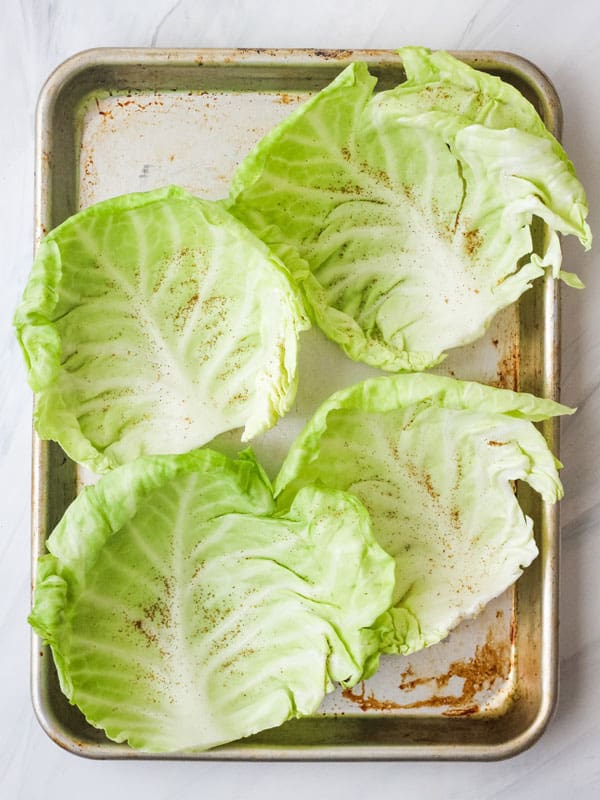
top-left (2, 0), bottom-right (599, 797)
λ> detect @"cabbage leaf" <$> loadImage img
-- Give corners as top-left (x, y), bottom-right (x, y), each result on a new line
top-left (14, 186), bottom-right (309, 473)
top-left (29, 448), bottom-right (394, 752)
top-left (275, 374), bottom-right (573, 654)
top-left (228, 48), bottom-right (591, 371)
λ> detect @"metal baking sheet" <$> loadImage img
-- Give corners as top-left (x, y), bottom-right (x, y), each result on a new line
top-left (31, 48), bottom-right (562, 760)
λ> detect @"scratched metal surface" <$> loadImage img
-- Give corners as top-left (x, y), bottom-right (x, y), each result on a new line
top-left (31, 48), bottom-right (561, 760)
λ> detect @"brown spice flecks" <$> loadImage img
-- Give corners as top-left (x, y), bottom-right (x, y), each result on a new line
top-left (162, 576), bottom-right (173, 599)
top-left (405, 460), bottom-right (418, 482)
top-left (363, 161), bottom-right (393, 191)
top-left (221, 647), bottom-right (256, 671)
top-left (403, 184), bottom-right (415, 202)
top-left (228, 390), bottom-right (249, 405)
top-left (424, 85), bottom-right (451, 101)
top-left (463, 228), bottom-right (483, 257)
top-left (405, 460), bottom-right (440, 502)
top-left (143, 597), bottom-right (171, 628)
top-left (454, 452), bottom-right (464, 487)
top-left (132, 618), bottom-right (158, 647)
top-left (174, 292), bottom-right (199, 329)
top-left (487, 440), bottom-right (506, 447)
top-left (423, 472), bottom-right (439, 501)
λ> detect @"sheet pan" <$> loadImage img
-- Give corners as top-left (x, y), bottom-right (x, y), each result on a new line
top-left (31, 47), bottom-right (562, 760)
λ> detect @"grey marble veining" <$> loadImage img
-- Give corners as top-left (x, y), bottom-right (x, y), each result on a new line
top-left (1, 0), bottom-right (599, 797)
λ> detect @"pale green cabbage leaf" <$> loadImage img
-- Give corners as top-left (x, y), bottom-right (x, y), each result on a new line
top-left (14, 186), bottom-right (309, 473)
top-left (29, 448), bottom-right (395, 753)
top-left (228, 47), bottom-right (591, 371)
top-left (275, 374), bottom-right (574, 654)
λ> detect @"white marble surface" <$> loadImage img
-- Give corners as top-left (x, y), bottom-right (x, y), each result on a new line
top-left (1, 0), bottom-right (599, 797)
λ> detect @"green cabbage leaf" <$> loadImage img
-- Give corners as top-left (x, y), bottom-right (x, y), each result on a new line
top-left (14, 186), bottom-right (309, 473)
top-left (29, 448), bottom-right (394, 752)
top-left (275, 374), bottom-right (573, 654)
top-left (228, 47), bottom-right (591, 371)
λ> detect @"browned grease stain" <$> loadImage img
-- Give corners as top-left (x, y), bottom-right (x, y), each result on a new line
top-left (132, 618), bottom-right (158, 647)
top-left (276, 92), bottom-right (302, 105)
top-left (342, 684), bottom-right (404, 712)
top-left (82, 152), bottom-right (94, 177)
top-left (95, 97), bottom-right (113, 120)
top-left (218, 47), bottom-right (360, 62)
top-left (80, 140), bottom-right (98, 204)
top-left (313, 48), bottom-right (355, 60)
top-left (115, 98), bottom-right (165, 111)
top-left (342, 628), bottom-right (511, 716)
top-left (493, 337), bottom-right (520, 390)
top-left (450, 506), bottom-right (460, 529)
